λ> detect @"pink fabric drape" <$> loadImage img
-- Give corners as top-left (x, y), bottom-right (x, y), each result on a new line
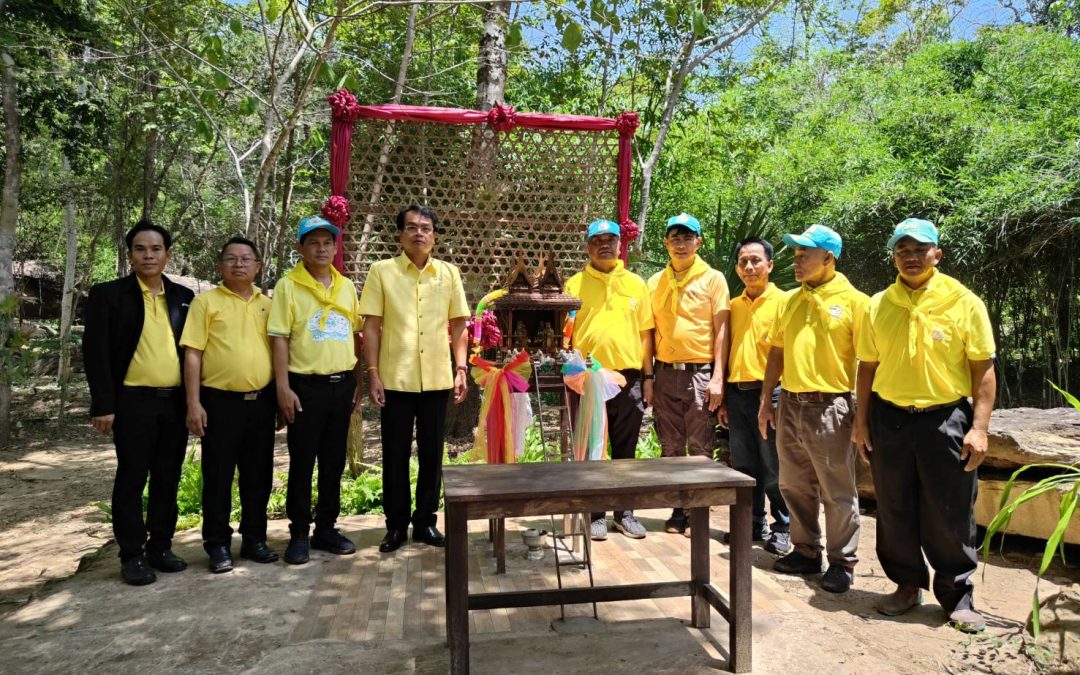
top-left (325, 96), bottom-right (640, 268)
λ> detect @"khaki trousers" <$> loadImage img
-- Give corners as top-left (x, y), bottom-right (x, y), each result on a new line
top-left (775, 392), bottom-right (860, 567)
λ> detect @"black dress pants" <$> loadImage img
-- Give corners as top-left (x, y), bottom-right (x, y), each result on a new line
top-left (285, 372), bottom-right (354, 539)
top-left (200, 386), bottom-right (276, 550)
top-left (111, 386), bottom-right (188, 560)
top-left (381, 389), bottom-right (450, 532)
top-left (869, 395), bottom-right (978, 613)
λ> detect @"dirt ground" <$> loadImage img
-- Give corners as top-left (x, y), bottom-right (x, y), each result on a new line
top-left (0, 380), bottom-right (1077, 674)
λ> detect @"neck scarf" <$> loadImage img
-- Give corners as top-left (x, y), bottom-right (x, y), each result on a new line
top-left (286, 262), bottom-right (354, 329)
top-left (882, 269), bottom-right (966, 357)
top-left (584, 259), bottom-right (625, 305)
top-left (659, 255), bottom-right (710, 314)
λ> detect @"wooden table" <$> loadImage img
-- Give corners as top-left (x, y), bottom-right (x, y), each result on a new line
top-left (443, 456), bottom-right (755, 674)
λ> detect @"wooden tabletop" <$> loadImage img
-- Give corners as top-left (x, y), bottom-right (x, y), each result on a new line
top-left (443, 456), bottom-right (755, 504)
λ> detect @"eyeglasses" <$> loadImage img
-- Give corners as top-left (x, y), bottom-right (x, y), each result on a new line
top-left (221, 256), bottom-right (259, 266)
top-left (404, 225), bottom-right (434, 235)
top-left (667, 235), bottom-right (697, 245)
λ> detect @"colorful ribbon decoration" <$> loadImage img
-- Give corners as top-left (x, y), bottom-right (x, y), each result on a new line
top-left (562, 310), bottom-right (576, 350)
top-left (469, 351), bottom-right (533, 464)
top-left (561, 350), bottom-right (626, 461)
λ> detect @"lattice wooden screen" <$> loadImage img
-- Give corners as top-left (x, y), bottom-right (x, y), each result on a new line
top-left (342, 120), bottom-right (620, 303)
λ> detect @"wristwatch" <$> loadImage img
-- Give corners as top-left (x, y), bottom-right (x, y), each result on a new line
top-left (456, 365), bottom-right (468, 373)
top-left (643, 373), bottom-right (655, 381)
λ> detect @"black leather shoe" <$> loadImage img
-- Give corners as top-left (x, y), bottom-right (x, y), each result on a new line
top-left (206, 545), bottom-right (233, 574)
top-left (773, 551), bottom-right (823, 575)
top-left (121, 556), bottom-right (156, 586)
top-left (240, 540), bottom-right (279, 564)
top-left (146, 549), bottom-right (187, 573)
top-left (821, 563), bottom-right (853, 593)
top-left (284, 538), bottom-right (310, 565)
top-left (379, 529), bottom-right (409, 553)
top-left (412, 525), bottom-right (446, 547)
top-left (311, 528), bottom-right (356, 555)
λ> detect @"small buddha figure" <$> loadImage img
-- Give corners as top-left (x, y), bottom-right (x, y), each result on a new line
top-left (542, 322), bottom-right (556, 353)
top-left (514, 321), bottom-right (529, 350)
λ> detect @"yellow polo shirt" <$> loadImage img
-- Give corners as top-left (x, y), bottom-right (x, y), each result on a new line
top-left (565, 261), bottom-right (654, 371)
top-left (180, 285), bottom-right (273, 392)
top-left (648, 261), bottom-right (729, 364)
top-left (857, 271), bottom-right (995, 408)
top-left (124, 277), bottom-right (181, 387)
top-left (728, 283), bottom-right (787, 383)
top-left (767, 272), bottom-right (868, 393)
top-left (358, 254), bottom-right (469, 392)
top-left (267, 264), bottom-right (360, 375)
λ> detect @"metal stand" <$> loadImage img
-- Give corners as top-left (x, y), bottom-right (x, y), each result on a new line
top-left (532, 366), bottom-right (598, 621)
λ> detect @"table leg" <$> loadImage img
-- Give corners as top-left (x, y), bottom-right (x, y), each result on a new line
top-left (495, 517), bottom-right (506, 574)
top-left (446, 505), bottom-right (470, 674)
top-left (690, 506), bottom-right (711, 628)
top-left (729, 486), bottom-right (753, 673)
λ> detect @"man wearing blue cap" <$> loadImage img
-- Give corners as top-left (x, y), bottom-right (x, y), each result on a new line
top-left (566, 218), bottom-right (655, 540)
top-left (854, 218), bottom-right (996, 632)
top-left (268, 215), bottom-right (363, 564)
top-left (648, 213), bottom-right (729, 537)
top-left (758, 224), bottom-right (868, 593)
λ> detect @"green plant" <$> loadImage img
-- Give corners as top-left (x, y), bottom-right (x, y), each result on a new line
top-left (980, 381), bottom-right (1080, 638)
top-left (636, 426), bottom-right (662, 458)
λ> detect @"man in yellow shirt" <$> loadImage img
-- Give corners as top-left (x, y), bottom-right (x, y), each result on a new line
top-left (565, 219), bottom-right (655, 540)
top-left (181, 237), bottom-right (278, 573)
top-left (83, 219), bottom-right (194, 585)
top-left (853, 218), bottom-right (996, 633)
top-left (758, 224), bottom-right (868, 593)
top-left (269, 216), bottom-right (363, 565)
top-left (648, 213), bottom-right (728, 537)
top-left (720, 237), bottom-right (790, 555)
top-left (360, 205), bottom-right (469, 553)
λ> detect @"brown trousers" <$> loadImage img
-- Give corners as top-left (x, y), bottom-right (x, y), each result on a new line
top-left (775, 392), bottom-right (860, 567)
top-left (653, 367), bottom-right (717, 459)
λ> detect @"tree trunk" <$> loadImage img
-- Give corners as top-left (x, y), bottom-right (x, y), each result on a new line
top-left (394, 2), bottom-right (419, 103)
top-left (0, 50), bottom-right (21, 447)
top-left (142, 72), bottom-right (159, 219)
top-left (58, 156), bottom-right (78, 391)
top-left (476, 1), bottom-right (510, 111)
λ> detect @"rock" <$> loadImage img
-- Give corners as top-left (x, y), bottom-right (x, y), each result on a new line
top-left (976, 478), bottom-right (1080, 545)
top-left (983, 407), bottom-right (1080, 470)
top-left (1028, 588), bottom-right (1080, 669)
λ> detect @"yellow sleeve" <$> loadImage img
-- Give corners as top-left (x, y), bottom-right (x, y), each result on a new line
top-left (850, 292), bottom-right (869, 352)
top-left (346, 280), bottom-right (362, 332)
top-left (637, 279), bottom-right (654, 330)
top-left (964, 295), bottom-right (996, 360)
top-left (564, 273), bottom-right (582, 299)
top-left (179, 293), bottom-right (210, 350)
top-left (855, 297), bottom-right (880, 363)
top-left (711, 272), bottom-right (731, 314)
top-left (357, 264), bottom-right (385, 318)
top-left (448, 264), bottom-right (470, 320)
top-left (768, 295), bottom-right (790, 348)
top-left (267, 280), bottom-right (294, 337)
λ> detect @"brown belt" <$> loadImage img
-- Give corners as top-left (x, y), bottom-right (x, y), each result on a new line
top-left (781, 389), bottom-right (851, 403)
top-left (874, 393), bottom-right (963, 414)
top-left (731, 381), bottom-right (763, 391)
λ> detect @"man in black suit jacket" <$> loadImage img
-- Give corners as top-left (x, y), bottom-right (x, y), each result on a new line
top-left (83, 218), bottom-right (193, 586)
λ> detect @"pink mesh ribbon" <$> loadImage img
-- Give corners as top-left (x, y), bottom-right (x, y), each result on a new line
top-left (615, 111), bottom-right (640, 138)
top-left (328, 88), bottom-right (362, 123)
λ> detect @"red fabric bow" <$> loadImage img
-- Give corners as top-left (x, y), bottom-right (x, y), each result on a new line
top-left (328, 88), bottom-right (362, 123)
top-left (486, 103), bottom-right (517, 132)
top-left (322, 195), bottom-right (350, 228)
top-left (615, 111), bottom-right (640, 138)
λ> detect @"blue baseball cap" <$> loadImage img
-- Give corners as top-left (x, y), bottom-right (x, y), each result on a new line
top-left (586, 219), bottom-right (620, 239)
top-left (665, 213), bottom-right (701, 236)
top-left (887, 218), bottom-right (939, 250)
top-left (296, 215), bottom-right (340, 242)
top-left (783, 224), bottom-right (843, 259)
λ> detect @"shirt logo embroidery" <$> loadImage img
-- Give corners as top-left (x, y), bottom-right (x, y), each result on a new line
top-left (629, 298), bottom-right (639, 310)
top-left (307, 310), bottom-right (351, 343)
top-left (931, 328), bottom-right (945, 341)
top-left (828, 305), bottom-right (843, 319)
